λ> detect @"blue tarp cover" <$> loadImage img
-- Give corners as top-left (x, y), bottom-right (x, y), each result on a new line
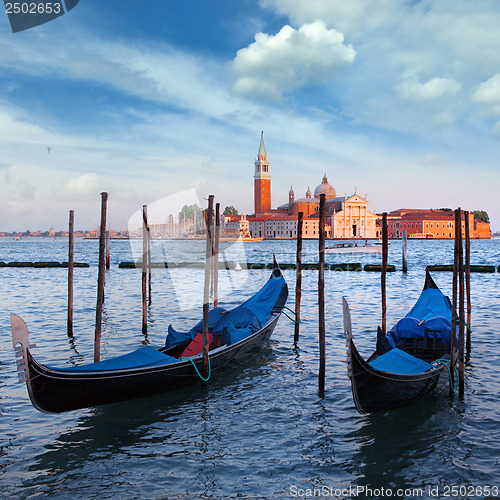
top-left (225, 324), bottom-right (254, 345)
top-left (385, 316), bottom-right (452, 349)
top-left (165, 307), bottom-right (227, 348)
top-left (407, 288), bottom-right (452, 322)
top-left (238, 274), bottom-right (286, 325)
top-left (384, 286), bottom-right (454, 349)
top-left (165, 274), bottom-right (286, 348)
top-left (50, 346), bottom-right (179, 372)
top-left (369, 348), bottom-right (434, 375)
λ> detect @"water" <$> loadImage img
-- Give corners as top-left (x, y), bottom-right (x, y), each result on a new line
top-left (1, 237), bottom-right (499, 499)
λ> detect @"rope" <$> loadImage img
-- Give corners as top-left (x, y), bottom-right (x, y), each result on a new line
top-left (180, 354), bottom-right (211, 382)
top-left (433, 358), bottom-right (458, 393)
top-left (462, 319), bottom-right (472, 334)
top-left (271, 306), bottom-right (299, 324)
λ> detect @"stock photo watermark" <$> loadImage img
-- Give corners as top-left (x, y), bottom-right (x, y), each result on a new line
top-left (289, 483), bottom-right (500, 498)
top-left (127, 188), bottom-right (250, 311)
top-left (3, 0), bottom-right (79, 33)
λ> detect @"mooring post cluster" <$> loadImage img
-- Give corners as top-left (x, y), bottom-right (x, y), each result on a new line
top-left (450, 207), bottom-right (471, 396)
top-left (381, 213), bottom-right (388, 335)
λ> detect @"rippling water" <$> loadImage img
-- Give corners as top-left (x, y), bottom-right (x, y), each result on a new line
top-left (1, 237), bottom-right (499, 499)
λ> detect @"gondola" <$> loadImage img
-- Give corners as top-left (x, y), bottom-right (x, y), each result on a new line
top-left (11, 259), bottom-right (288, 413)
top-left (343, 271), bottom-right (456, 414)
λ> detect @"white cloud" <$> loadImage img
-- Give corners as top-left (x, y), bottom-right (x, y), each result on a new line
top-left (64, 173), bottom-right (102, 200)
top-left (397, 77), bottom-right (461, 101)
top-left (472, 74), bottom-right (500, 104)
top-left (232, 20), bottom-right (356, 101)
top-left (260, 0), bottom-right (500, 133)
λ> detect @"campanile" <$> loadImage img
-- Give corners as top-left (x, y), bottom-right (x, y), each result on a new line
top-left (254, 131), bottom-right (271, 214)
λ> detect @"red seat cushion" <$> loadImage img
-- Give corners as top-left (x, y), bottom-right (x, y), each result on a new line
top-left (180, 333), bottom-right (213, 358)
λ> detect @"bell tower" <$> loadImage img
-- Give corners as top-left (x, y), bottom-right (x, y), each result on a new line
top-left (254, 131), bottom-right (271, 214)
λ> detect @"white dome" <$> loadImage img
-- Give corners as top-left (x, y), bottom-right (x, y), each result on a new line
top-left (314, 175), bottom-right (336, 199)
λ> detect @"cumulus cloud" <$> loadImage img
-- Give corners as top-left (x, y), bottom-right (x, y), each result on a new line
top-left (397, 77), bottom-right (462, 101)
top-left (232, 20), bottom-right (356, 101)
top-left (472, 74), bottom-right (500, 104)
top-left (51, 173), bottom-right (104, 202)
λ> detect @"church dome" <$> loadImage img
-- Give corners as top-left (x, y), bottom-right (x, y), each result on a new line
top-left (314, 175), bottom-right (336, 199)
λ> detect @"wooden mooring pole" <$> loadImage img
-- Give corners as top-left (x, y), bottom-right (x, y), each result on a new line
top-left (67, 210), bottom-right (74, 338)
top-left (203, 195), bottom-right (214, 381)
top-left (214, 203), bottom-right (220, 308)
top-left (147, 225), bottom-right (152, 306)
top-left (105, 230), bottom-right (110, 270)
top-left (142, 205), bottom-right (148, 336)
top-left (294, 212), bottom-right (303, 343)
top-left (318, 195), bottom-right (326, 394)
top-left (402, 230), bottom-right (408, 273)
top-left (210, 208), bottom-right (215, 300)
top-left (94, 192), bottom-right (107, 363)
top-left (465, 211), bottom-right (471, 358)
top-left (458, 209), bottom-right (465, 397)
top-left (450, 209), bottom-right (459, 393)
top-left (381, 213), bottom-right (388, 334)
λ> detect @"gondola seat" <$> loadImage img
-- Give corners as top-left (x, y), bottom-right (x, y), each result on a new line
top-left (369, 348), bottom-right (434, 375)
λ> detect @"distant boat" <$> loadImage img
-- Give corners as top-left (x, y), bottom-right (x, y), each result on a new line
top-left (343, 271), bottom-right (456, 414)
top-left (408, 233), bottom-right (434, 239)
top-left (11, 259), bottom-right (288, 413)
top-left (326, 241), bottom-right (382, 253)
top-left (219, 236), bottom-right (264, 242)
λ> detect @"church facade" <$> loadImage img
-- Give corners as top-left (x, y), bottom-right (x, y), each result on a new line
top-left (276, 175), bottom-right (378, 239)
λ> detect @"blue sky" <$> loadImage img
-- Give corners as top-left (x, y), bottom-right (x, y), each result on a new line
top-left (1, 0), bottom-right (499, 232)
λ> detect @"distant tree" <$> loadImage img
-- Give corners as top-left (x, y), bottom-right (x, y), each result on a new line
top-left (438, 208), bottom-right (452, 212)
top-left (179, 204), bottom-right (204, 234)
top-left (474, 210), bottom-right (490, 223)
top-left (223, 205), bottom-right (238, 216)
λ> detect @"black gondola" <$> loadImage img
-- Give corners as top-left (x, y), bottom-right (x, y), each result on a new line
top-left (343, 271), bottom-right (456, 414)
top-left (11, 260), bottom-right (288, 413)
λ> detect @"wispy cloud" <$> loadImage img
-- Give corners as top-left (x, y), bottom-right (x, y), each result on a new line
top-left (397, 77), bottom-right (462, 101)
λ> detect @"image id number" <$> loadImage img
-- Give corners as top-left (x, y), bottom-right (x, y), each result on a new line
top-left (5, 2), bottom-right (62, 14)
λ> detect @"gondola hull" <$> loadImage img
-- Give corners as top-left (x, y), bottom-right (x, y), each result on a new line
top-left (22, 314), bottom-right (281, 413)
top-left (347, 339), bottom-right (449, 414)
top-left (12, 260), bottom-right (288, 413)
top-left (343, 270), bottom-right (454, 414)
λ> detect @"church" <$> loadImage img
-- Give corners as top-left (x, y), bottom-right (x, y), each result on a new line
top-left (275, 175), bottom-right (379, 239)
top-left (226, 133), bottom-right (379, 239)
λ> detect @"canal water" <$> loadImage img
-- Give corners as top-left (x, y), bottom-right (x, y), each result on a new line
top-left (0, 237), bottom-right (499, 499)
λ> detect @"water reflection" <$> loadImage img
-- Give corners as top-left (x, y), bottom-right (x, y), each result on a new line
top-left (28, 386), bottom-right (212, 477)
top-left (347, 395), bottom-right (464, 491)
top-left (1, 238), bottom-right (499, 498)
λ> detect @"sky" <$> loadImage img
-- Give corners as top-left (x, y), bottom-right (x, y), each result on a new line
top-left (0, 0), bottom-right (499, 232)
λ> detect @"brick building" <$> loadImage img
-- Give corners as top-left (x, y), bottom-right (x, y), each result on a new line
top-left (385, 209), bottom-right (491, 239)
